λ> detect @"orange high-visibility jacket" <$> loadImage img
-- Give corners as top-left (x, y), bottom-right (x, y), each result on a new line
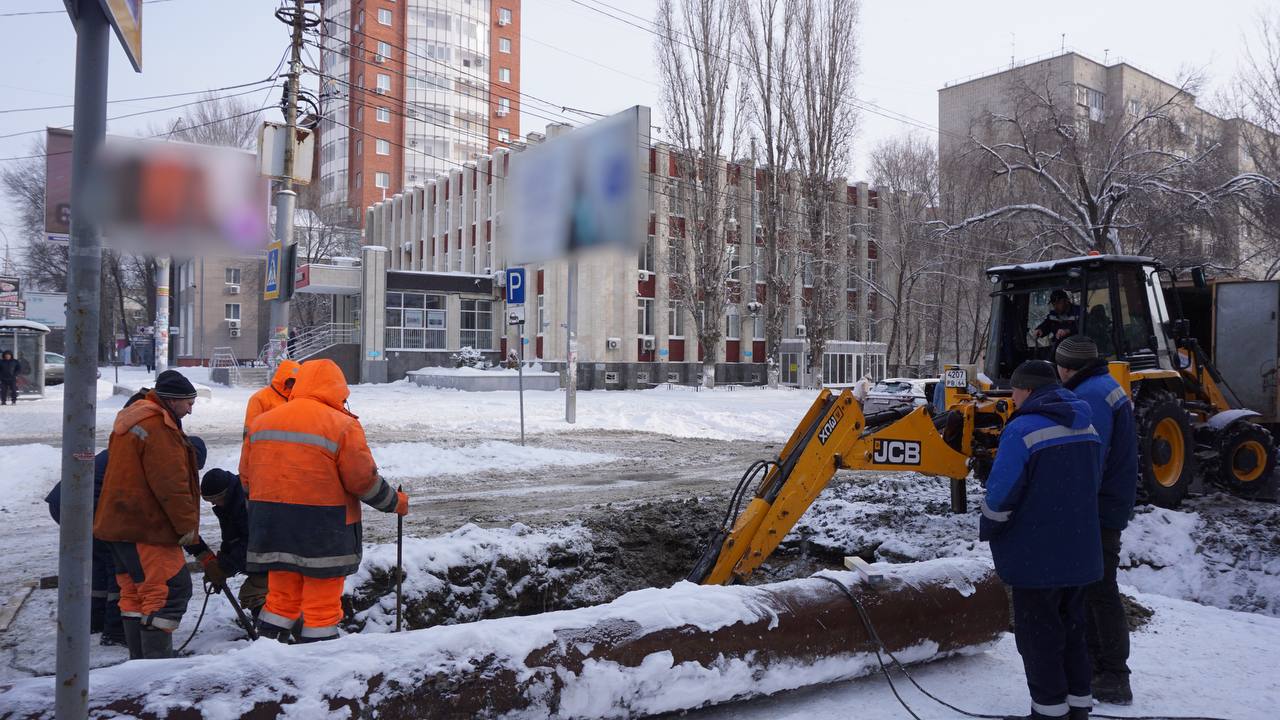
top-left (240, 359), bottom-right (397, 577)
top-left (94, 392), bottom-right (201, 546)
top-left (242, 360), bottom-right (300, 438)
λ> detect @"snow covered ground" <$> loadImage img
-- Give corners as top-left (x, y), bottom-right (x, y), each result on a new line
top-left (1, 367), bottom-right (1278, 719)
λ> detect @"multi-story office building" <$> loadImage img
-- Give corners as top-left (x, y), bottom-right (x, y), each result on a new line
top-left (318, 0), bottom-right (521, 227)
top-left (172, 256), bottom-right (271, 366)
top-left (333, 130), bottom-right (891, 387)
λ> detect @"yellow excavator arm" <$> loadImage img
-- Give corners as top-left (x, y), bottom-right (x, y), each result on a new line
top-left (688, 388), bottom-right (974, 586)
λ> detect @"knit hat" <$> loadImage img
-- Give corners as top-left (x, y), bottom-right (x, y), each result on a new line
top-left (154, 370), bottom-right (197, 400)
top-left (1050, 289), bottom-right (1070, 303)
top-left (1055, 335), bottom-right (1100, 371)
top-left (200, 468), bottom-right (237, 500)
top-left (188, 435), bottom-right (208, 471)
top-left (1010, 360), bottom-right (1059, 391)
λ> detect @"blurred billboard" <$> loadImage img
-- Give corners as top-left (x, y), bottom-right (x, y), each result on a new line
top-left (506, 106), bottom-right (650, 265)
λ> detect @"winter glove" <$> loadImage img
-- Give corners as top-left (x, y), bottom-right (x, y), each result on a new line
top-left (199, 552), bottom-right (228, 590)
top-left (395, 490), bottom-right (409, 516)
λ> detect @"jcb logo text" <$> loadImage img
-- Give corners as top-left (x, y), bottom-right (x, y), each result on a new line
top-left (872, 439), bottom-right (921, 465)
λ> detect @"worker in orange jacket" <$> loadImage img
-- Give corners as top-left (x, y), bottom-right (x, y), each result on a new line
top-left (243, 359), bottom-right (300, 438)
top-left (93, 370), bottom-right (203, 659)
top-left (240, 359), bottom-right (408, 642)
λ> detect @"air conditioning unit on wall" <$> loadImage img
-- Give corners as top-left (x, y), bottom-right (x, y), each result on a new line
top-left (642, 338), bottom-right (656, 351)
top-left (606, 337), bottom-right (621, 350)
top-left (227, 284), bottom-right (241, 295)
top-left (229, 328), bottom-right (241, 338)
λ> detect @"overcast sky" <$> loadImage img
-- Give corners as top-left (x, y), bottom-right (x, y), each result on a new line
top-left (0, 0), bottom-right (1273, 254)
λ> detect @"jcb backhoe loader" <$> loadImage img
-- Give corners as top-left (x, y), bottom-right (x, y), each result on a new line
top-left (690, 254), bottom-right (1276, 586)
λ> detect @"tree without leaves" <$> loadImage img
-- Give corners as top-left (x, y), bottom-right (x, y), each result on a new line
top-left (656, 0), bottom-right (745, 388)
top-left (1229, 9), bottom-right (1280, 278)
top-left (943, 71), bottom-right (1274, 267)
top-left (780, 0), bottom-right (859, 387)
top-left (152, 93), bottom-right (263, 151)
top-left (738, 0), bottom-right (799, 386)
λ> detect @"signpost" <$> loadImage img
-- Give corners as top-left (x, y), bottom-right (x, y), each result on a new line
top-left (264, 241), bottom-right (282, 301)
top-left (506, 268), bottom-right (527, 447)
top-left (57, 1), bottom-right (141, 716)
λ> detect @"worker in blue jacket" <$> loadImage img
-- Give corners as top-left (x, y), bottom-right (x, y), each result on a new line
top-left (1056, 336), bottom-right (1138, 706)
top-left (981, 360), bottom-right (1102, 720)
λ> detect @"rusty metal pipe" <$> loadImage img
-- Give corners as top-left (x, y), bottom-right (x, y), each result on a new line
top-left (0, 558), bottom-right (1009, 720)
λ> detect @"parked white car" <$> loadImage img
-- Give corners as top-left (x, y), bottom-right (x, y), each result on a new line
top-left (864, 377), bottom-right (936, 409)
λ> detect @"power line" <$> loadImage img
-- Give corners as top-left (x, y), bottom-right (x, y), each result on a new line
top-left (0, 78), bottom-right (280, 141)
top-left (0, 77), bottom-right (286, 115)
top-left (311, 14), bottom-right (585, 128)
top-left (0, 0), bottom-right (181, 18)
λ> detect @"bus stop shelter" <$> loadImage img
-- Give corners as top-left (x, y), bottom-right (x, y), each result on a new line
top-left (0, 319), bottom-right (51, 398)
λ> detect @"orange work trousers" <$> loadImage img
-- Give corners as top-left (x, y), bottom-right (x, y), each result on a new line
top-left (259, 570), bottom-right (345, 641)
top-left (110, 542), bottom-right (191, 633)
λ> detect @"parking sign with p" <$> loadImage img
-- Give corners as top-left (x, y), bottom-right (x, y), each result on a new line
top-left (505, 268), bottom-right (526, 305)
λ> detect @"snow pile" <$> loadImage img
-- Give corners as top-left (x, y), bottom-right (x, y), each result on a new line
top-left (1121, 504), bottom-right (1280, 616)
top-left (0, 444), bottom-right (61, 512)
top-left (412, 363), bottom-right (557, 377)
top-left (347, 522), bottom-right (596, 631)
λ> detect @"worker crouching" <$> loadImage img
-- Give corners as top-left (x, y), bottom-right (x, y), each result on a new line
top-left (240, 359), bottom-right (408, 643)
top-left (93, 371), bottom-right (203, 660)
top-left (981, 360), bottom-right (1102, 720)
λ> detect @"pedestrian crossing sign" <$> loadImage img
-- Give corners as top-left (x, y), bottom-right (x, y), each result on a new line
top-left (264, 242), bottom-right (281, 300)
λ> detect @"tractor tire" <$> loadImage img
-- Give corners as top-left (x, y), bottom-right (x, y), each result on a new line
top-left (1212, 422), bottom-right (1277, 497)
top-left (1134, 389), bottom-right (1197, 509)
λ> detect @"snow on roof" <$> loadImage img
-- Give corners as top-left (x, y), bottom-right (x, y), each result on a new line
top-left (0, 319), bottom-right (51, 333)
top-left (987, 254), bottom-right (1156, 275)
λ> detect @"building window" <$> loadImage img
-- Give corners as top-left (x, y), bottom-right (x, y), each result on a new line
top-left (725, 305), bottom-right (740, 340)
top-left (847, 260), bottom-right (859, 290)
top-left (668, 238), bottom-right (685, 276)
top-left (460, 299), bottom-right (494, 349)
top-left (866, 258), bottom-right (878, 282)
top-left (1077, 85), bottom-right (1105, 121)
top-left (499, 37), bottom-right (512, 54)
top-left (375, 172), bottom-right (390, 189)
top-left (498, 7), bottom-right (513, 25)
top-left (499, 67), bottom-right (511, 83)
top-left (225, 303), bottom-right (241, 321)
top-left (637, 297), bottom-right (654, 336)
top-left (726, 243), bottom-right (740, 283)
top-left (356, 138), bottom-right (363, 156)
top-left (753, 313), bottom-right (765, 339)
top-left (497, 128), bottom-right (510, 143)
top-left (537, 293), bottom-right (545, 335)
top-left (639, 234), bottom-right (655, 273)
top-left (386, 291), bottom-right (446, 350)
top-left (376, 139), bottom-right (391, 155)
top-left (376, 41), bottom-right (392, 61)
top-left (376, 107), bottom-right (391, 123)
top-left (356, 106), bottom-right (364, 123)
top-left (802, 252), bottom-right (814, 287)
top-left (668, 301), bottom-right (684, 337)
top-left (224, 268), bottom-right (241, 285)
top-left (1128, 98), bottom-right (1142, 117)
top-left (752, 245), bottom-right (765, 284)
top-left (376, 73), bottom-right (391, 94)
top-left (377, 7), bottom-right (393, 25)
top-left (497, 96), bottom-right (511, 116)
top-left (355, 172), bottom-right (363, 188)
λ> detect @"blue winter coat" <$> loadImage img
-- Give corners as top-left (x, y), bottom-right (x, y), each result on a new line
top-left (1064, 362), bottom-right (1139, 530)
top-left (980, 384), bottom-right (1103, 588)
top-left (46, 450), bottom-right (109, 524)
top-left (210, 474), bottom-right (250, 576)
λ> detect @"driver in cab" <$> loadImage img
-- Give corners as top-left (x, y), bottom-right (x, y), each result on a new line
top-left (1034, 290), bottom-right (1081, 343)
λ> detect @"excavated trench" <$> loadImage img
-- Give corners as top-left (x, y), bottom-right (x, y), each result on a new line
top-left (345, 488), bottom-right (1153, 635)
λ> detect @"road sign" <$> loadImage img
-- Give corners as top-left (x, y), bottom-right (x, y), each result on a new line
top-left (264, 242), bottom-right (282, 301)
top-left (64, 0), bottom-right (143, 72)
top-left (508, 306), bottom-right (526, 325)
top-left (505, 268), bottom-right (526, 305)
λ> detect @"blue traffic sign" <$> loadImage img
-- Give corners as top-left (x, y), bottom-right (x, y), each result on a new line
top-left (264, 242), bottom-right (281, 301)
top-left (505, 268), bottom-right (526, 304)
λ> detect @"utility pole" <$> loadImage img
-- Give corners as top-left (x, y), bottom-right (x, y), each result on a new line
top-left (268, 0), bottom-right (307, 367)
top-left (57, 1), bottom-right (107, 717)
top-left (565, 260), bottom-right (577, 423)
top-left (154, 257), bottom-right (169, 374)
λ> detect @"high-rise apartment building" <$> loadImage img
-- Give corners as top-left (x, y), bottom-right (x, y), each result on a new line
top-left (318, 0), bottom-right (521, 226)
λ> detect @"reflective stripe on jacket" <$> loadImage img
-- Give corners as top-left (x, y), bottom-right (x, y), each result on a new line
top-left (93, 393), bottom-right (200, 545)
top-left (241, 359), bottom-right (396, 578)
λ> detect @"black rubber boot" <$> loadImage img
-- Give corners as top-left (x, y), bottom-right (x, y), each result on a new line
top-left (1093, 673), bottom-right (1133, 705)
top-left (1069, 707), bottom-right (1091, 720)
top-left (255, 619), bottom-right (294, 643)
top-left (138, 627), bottom-right (174, 659)
top-left (120, 617), bottom-right (143, 660)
